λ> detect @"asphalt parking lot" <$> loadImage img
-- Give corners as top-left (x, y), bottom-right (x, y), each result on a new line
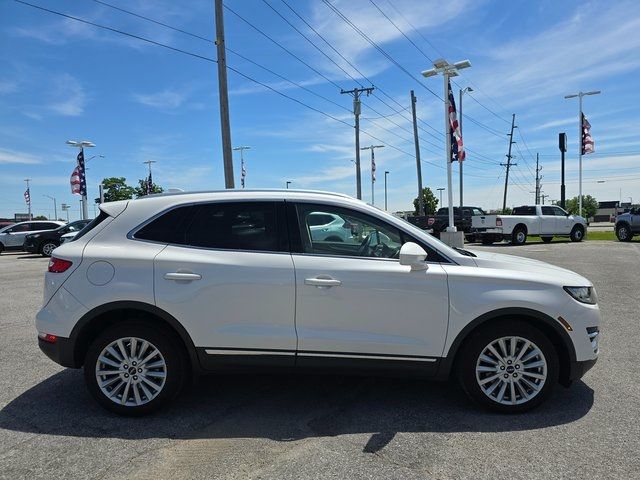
top-left (1, 241), bottom-right (639, 480)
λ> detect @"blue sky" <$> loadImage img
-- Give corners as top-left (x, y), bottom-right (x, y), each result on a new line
top-left (1, 0), bottom-right (639, 220)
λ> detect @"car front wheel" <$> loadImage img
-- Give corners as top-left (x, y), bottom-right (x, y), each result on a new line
top-left (616, 224), bottom-right (632, 242)
top-left (458, 321), bottom-right (559, 413)
top-left (84, 322), bottom-right (187, 415)
top-left (570, 226), bottom-right (584, 242)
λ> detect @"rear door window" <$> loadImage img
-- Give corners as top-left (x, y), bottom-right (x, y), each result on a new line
top-left (513, 206), bottom-right (536, 215)
top-left (541, 207), bottom-right (555, 215)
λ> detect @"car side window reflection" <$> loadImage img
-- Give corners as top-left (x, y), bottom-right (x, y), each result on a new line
top-left (296, 204), bottom-right (403, 259)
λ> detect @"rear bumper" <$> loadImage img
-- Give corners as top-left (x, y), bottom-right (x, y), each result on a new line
top-left (38, 336), bottom-right (77, 368)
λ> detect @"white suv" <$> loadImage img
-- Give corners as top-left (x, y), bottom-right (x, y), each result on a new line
top-left (36, 190), bottom-right (600, 415)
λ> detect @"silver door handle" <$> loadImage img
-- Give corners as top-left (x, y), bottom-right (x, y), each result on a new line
top-left (164, 272), bottom-right (202, 281)
top-left (305, 277), bottom-right (341, 287)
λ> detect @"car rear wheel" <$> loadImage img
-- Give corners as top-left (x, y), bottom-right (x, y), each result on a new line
top-left (84, 322), bottom-right (187, 415)
top-left (511, 227), bottom-right (527, 246)
top-left (40, 241), bottom-right (58, 257)
top-left (541, 236), bottom-right (553, 243)
top-left (457, 321), bottom-right (558, 413)
top-left (570, 226), bottom-right (584, 242)
top-left (616, 224), bottom-right (632, 242)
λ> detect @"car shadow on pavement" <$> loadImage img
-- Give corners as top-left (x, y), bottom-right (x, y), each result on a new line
top-left (0, 369), bottom-right (594, 453)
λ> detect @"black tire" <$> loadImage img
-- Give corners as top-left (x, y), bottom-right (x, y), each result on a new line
top-left (0, 243), bottom-right (3, 255)
top-left (457, 320), bottom-right (559, 413)
top-left (511, 226), bottom-right (527, 246)
top-left (481, 236), bottom-right (494, 245)
top-left (541, 236), bottom-right (553, 243)
top-left (616, 224), bottom-right (632, 242)
top-left (84, 322), bottom-right (187, 416)
top-left (570, 225), bottom-right (584, 242)
top-left (40, 241), bottom-right (58, 257)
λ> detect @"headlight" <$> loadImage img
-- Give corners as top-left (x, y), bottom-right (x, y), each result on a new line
top-left (563, 286), bottom-right (597, 305)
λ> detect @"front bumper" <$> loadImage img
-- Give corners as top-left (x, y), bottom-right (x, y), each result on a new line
top-left (38, 336), bottom-right (77, 368)
top-left (567, 358), bottom-right (597, 383)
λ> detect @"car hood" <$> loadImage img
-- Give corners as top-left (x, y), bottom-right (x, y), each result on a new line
top-left (466, 249), bottom-right (591, 286)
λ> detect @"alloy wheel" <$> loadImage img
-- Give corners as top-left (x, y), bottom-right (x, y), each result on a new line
top-left (475, 336), bottom-right (547, 406)
top-left (95, 337), bottom-right (167, 407)
top-left (42, 243), bottom-right (56, 256)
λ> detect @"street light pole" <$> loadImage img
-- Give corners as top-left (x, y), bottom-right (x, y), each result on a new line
top-left (61, 203), bottom-right (70, 222)
top-left (233, 146), bottom-right (251, 188)
top-left (286, 181), bottom-right (292, 189)
top-left (564, 90), bottom-right (601, 216)
top-left (459, 87), bottom-right (473, 209)
top-left (422, 58), bottom-right (471, 233)
top-left (437, 187), bottom-right (445, 206)
top-left (384, 171), bottom-right (389, 211)
top-left (43, 195), bottom-right (57, 220)
top-left (66, 140), bottom-right (95, 220)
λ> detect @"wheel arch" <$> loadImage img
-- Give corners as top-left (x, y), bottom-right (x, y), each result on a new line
top-left (513, 223), bottom-right (528, 235)
top-left (68, 301), bottom-right (200, 373)
top-left (615, 221), bottom-right (631, 231)
top-left (437, 307), bottom-right (576, 386)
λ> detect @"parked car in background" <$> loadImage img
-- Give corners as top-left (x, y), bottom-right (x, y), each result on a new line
top-left (0, 221), bottom-right (14, 229)
top-left (308, 211), bottom-right (356, 242)
top-left (23, 219), bottom-right (92, 257)
top-left (472, 205), bottom-right (587, 245)
top-left (0, 220), bottom-right (65, 254)
top-left (60, 231), bottom-right (78, 244)
top-left (418, 206), bottom-right (486, 240)
top-left (37, 190), bottom-right (599, 415)
top-left (615, 207), bottom-right (640, 241)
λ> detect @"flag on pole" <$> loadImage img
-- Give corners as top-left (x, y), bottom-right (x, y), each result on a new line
top-left (24, 188), bottom-right (30, 205)
top-left (241, 160), bottom-right (246, 188)
top-left (147, 171), bottom-right (153, 194)
top-left (581, 113), bottom-right (595, 155)
top-left (448, 80), bottom-right (465, 162)
top-left (70, 150), bottom-right (87, 195)
top-left (371, 148), bottom-right (376, 182)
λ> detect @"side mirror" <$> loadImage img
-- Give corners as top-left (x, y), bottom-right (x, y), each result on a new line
top-left (399, 242), bottom-right (428, 271)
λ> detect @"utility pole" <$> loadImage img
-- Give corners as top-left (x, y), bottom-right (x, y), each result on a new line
top-left (341, 86), bottom-right (374, 199)
top-left (360, 145), bottom-right (384, 206)
top-left (540, 193), bottom-right (549, 205)
top-left (286, 181), bottom-right (291, 189)
top-left (534, 153), bottom-right (542, 204)
top-left (384, 171), bottom-right (389, 211)
top-left (459, 87), bottom-right (473, 208)
top-left (437, 187), bottom-right (445, 206)
top-left (564, 90), bottom-right (601, 216)
top-left (215, 0), bottom-right (234, 188)
top-left (410, 90), bottom-right (424, 215)
top-left (61, 203), bottom-right (70, 222)
top-left (24, 179), bottom-right (32, 220)
top-left (501, 114), bottom-right (517, 212)
top-left (233, 146), bottom-right (251, 188)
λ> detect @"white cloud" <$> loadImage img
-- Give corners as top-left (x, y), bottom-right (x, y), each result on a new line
top-left (0, 80), bottom-right (18, 94)
top-left (0, 148), bottom-right (42, 165)
top-left (37, 74), bottom-right (88, 117)
top-left (133, 89), bottom-right (187, 109)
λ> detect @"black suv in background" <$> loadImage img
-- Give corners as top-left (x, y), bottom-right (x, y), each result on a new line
top-left (407, 206), bottom-right (486, 240)
top-left (23, 219), bottom-right (91, 257)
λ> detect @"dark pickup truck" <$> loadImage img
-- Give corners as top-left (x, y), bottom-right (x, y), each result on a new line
top-left (407, 206), bottom-right (486, 240)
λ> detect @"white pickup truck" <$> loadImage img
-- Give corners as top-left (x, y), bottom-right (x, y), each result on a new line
top-left (472, 205), bottom-right (587, 245)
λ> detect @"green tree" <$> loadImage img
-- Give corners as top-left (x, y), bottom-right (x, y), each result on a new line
top-left (412, 187), bottom-right (439, 215)
top-left (134, 178), bottom-right (164, 198)
top-left (33, 215), bottom-right (48, 220)
top-left (98, 177), bottom-right (136, 203)
top-left (565, 195), bottom-right (598, 219)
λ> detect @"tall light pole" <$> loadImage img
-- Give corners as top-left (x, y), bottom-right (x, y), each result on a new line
top-left (437, 187), bottom-right (445, 206)
top-left (233, 146), bottom-right (250, 188)
top-left (459, 86), bottom-right (473, 209)
top-left (66, 140), bottom-right (95, 220)
top-left (24, 178), bottom-right (32, 220)
top-left (422, 58), bottom-right (471, 235)
top-left (215, 0), bottom-right (234, 188)
top-left (564, 90), bottom-right (601, 216)
top-left (43, 195), bottom-right (57, 220)
top-left (360, 145), bottom-right (384, 206)
top-left (384, 171), bottom-right (389, 211)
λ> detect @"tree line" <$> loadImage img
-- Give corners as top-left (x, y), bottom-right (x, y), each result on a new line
top-left (96, 177), bottom-right (163, 203)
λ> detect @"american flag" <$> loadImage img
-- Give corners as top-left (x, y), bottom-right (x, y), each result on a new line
top-left (582, 113), bottom-right (595, 155)
top-left (448, 81), bottom-right (465, 162)
top-left (24, 188), bottom-right (30, 205)
top-left (70, 150), bottom-right (87, 195)
top-left (371, 148), bottom-right (376, 182)
top-left (147, 171), bottom-right (153, 194)
top-left (241, 159), bottom-right (246, 188)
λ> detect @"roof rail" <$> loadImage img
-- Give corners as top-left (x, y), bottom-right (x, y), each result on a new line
top-left (137, 189), bottom-right (356, 200)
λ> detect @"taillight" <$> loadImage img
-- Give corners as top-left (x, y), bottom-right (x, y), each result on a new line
top-left (38, 332), bottom-right (58, 343)
top-left (496, 217), bottom-right (503, 227)
top-left (48, 257), bottom-right (73, 273)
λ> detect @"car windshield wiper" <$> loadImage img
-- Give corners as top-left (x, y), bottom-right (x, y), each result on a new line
top-left (453, 246), bottom-right (476, 257)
